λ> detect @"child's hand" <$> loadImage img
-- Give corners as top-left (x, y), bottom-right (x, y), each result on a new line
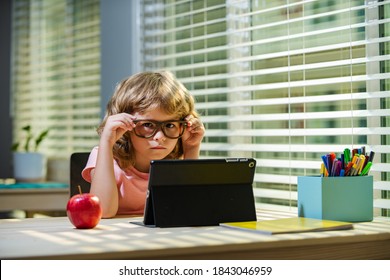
top-left (100, 113), bottom-right (137, 147)
top-left (182, 115), bottom-right (205, 158)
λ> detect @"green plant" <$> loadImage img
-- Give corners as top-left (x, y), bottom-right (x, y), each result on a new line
top-left (11, 125), bottom-right (50, 152)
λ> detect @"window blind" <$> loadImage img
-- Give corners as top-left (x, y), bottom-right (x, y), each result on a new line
top-left (11, 0), bottom-right (101, 158)
top-left (141, 0), bottom-right (390, 216)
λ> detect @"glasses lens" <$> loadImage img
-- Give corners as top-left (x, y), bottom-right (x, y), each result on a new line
top-left (161, 121), bottom-right (185, 139)
top-left (134, 120), bottom-right (186, 139)
top-left (134, 121), bottom-right (157, 138)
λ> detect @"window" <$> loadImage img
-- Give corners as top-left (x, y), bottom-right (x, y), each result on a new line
top-left (11, 0), bottom-right (101, 158)
top-left (141, 0), bottom-right (390, 216)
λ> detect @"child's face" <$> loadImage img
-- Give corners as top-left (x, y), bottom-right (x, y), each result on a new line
top-left (130, 108), bottom-right (180, 172)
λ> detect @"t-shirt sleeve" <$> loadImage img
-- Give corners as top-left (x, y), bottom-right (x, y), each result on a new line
top-left (81, 146), bottom-right (99, 183)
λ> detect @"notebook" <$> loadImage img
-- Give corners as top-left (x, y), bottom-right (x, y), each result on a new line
top-left (141, 158), bottom-right (257, 227)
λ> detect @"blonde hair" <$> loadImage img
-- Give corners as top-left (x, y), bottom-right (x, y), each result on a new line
top-left (98, 70), bottom-right (198, 169)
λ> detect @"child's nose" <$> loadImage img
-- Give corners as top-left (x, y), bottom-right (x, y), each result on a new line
top-left (153, 128), bottom-right (165, 141)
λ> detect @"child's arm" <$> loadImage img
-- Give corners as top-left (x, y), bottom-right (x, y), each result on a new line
top-left (182, 115), bottom-right (205, 159)
top-left (90, 113), bottom-right (136, 218)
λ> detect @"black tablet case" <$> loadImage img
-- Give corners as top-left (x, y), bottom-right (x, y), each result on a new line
top-left (143, 158), bottom-right (257, 227)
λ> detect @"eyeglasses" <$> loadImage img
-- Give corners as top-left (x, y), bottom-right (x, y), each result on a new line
top-left (132, 119), bottom-right (187, 139)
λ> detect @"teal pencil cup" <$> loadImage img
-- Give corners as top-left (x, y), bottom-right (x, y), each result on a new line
top-left (297, 176), bottom-right (373, 222)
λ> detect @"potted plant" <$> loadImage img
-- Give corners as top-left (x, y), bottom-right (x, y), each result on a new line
top-left (12, 125), bottom-right (50, 182)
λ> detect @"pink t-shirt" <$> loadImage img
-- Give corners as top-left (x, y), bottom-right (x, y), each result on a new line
top-left (81, 146), bottom-right (149, 215)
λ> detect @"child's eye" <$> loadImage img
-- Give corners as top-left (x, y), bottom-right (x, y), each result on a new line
top-left (142, 122), bottom-right (156, 129)
top-left (164, 122), bottom-right (176, 129)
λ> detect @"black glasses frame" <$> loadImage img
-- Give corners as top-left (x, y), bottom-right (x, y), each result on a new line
top-left (132, 119), bottom-right (188, 139)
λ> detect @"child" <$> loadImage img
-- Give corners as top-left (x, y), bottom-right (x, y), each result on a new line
top-left (82, 71), bottom-right (205, 218)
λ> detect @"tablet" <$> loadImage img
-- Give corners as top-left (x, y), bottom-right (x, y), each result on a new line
top-left (142, 158), bottom-right (257, 227)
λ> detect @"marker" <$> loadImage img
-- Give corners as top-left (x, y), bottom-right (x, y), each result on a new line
top-left (327, 154), bottom-right (333, 176)
top-left (321, 155), bottom-right (329, 175)
top-left (345, 162), bottom-right (353, 176)
top-left (368, 151), bottom-right (375, 162)
top-left (344, 148), bottom-right (351, 164)
top-left (320, 163), bottom-right (325, 177)
top-left (360, 162), bottom-right (372, 176)
top-left (357, 154), bottom-right (366, 174)
top-left (330, 159), bottom-right (338, 176)
top-left (334, 160), bottom-right (342, 176)
top-left (350, 163), bottom-right (358, 176)
top-left (363, 155), bottom-right (369, 169)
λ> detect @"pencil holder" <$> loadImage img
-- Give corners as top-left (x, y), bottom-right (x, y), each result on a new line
top-left (297, 176), bottom-right (373, 222)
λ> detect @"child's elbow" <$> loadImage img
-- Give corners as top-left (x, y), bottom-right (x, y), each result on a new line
top-left (102, 213), bottom-right (116, 219)
top-left (101, 207), bottom-right (117, 219)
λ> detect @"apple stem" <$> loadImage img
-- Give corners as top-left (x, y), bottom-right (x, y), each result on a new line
top-left (77, 185), bottom-right (82, 194)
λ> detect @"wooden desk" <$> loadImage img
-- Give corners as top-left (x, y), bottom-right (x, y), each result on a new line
top-left (1, 210), bottom-right (389, 260)
top-left (0, 183), bottom-right (69, 213)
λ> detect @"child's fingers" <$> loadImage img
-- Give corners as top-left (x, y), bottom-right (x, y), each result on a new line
top-left (108, 113), bottom-right (137, 130)
top-left (185, 115), bottom-right (204, 132)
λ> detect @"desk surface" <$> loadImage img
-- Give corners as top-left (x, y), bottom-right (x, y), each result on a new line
top-left (1, 210), bottom-right (390, 260)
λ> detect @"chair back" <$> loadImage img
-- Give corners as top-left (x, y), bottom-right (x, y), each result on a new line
top-left (70, 152), bottom-right (91, 197)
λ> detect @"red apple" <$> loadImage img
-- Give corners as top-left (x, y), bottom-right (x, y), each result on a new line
top-left (67, 188), bottom-right (102, 229)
